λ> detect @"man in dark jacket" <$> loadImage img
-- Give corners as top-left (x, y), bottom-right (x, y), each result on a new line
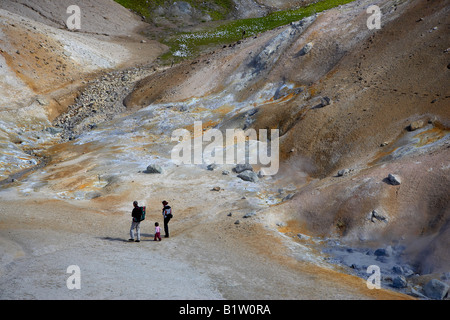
top-left (162, 200), bottom-right (172, 238)
top-left (129, 200), bottom-right (142, 242)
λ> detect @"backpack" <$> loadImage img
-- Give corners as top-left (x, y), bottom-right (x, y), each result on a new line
top-left (140, 206), bottom-right (146, 222)
top-left (164, 206), bottom-right (173, 219)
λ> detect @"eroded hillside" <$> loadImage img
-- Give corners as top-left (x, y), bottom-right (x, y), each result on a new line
top-left (0, 0), bottom-right (448, 300)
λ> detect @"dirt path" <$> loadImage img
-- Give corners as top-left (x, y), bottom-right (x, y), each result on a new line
top-left (0, 193), bottom-right (411, 299)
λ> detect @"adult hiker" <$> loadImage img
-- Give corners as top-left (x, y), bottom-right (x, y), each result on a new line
top-left (162, 200), bottom-right (172, 238)
top-left (129, 200), bottom-right (143, 242)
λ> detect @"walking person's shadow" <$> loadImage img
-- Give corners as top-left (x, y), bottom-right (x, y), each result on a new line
top-left (99, 234), bottom-right (156, 242)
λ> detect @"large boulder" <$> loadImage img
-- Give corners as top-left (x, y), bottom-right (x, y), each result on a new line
top-left (233, 164), bottom-right (253, 173)
top-left (423, 279), bottom-right (449, 300)
top-left (237, 170), bottom-right (259, 182)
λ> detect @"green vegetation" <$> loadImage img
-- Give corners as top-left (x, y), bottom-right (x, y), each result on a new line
top-left (163, 0), bottom-right (355, 62)
top-left (114, 0), bottom-right (234, 21)
top-left (114, 0), bottom-right (152, 18)
top-left (114, 0), bottom-right (356, 63)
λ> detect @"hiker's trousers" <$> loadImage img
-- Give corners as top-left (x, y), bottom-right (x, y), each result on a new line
top-left (164, 217), bottom-right (171, 237)
top-left (130, 221), bottom-right (141, 240)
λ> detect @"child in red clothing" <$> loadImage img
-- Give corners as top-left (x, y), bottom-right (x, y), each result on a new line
top-left (154, 222), bottom-right (161, 241)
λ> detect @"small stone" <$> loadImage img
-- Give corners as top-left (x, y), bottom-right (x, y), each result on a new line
top-left (207, 164), bottom-right (218, 171)
top-left (243, 212), bottom-right (256, 218)
top-left (403, 265), bottom-right (415, 277)
top-left (387, 173), bottom-right (401, 185)
top-left (409, 286), bottom-right (428, 299)
top-left (237, 170), bottom-right (259, 182)
top-left (222, 170), bottom-right (230, 175)
top-left (282, 193), bottom-right (295, 201)
top-left (408, 120), bottom-right (425, 131)
top-left (312, 96), bottom-right (332, 109)
top-left (233, 164), bottom-right (253, 173)
top-left (234, 220), bottom-right (240, 225)
top-left (392, 265), bottom-right (404, 275)
top-left (337, 169), bottom-right (350, 177)
top-left (45, 127), bottom-right (63, 135)
top-left (370, 209), bottom-right (388, 223)
top-left (392, 275), bottom-right (407, 288)
top-left (144, 164), bottom-right (163, 174)
top-left (297, 233), bottom-right (311, 240)
top-left (211, 186), bottom-right (221, 191)
top-left (299, 42), bottom-right (313, 55)
top-left (374, 246), bottom-right (393, 257)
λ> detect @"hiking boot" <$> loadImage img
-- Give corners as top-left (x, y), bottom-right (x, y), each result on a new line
top-left (128, 239), bottom-right (134, 242)
top-left (135, 240), bottom-right (140, 242)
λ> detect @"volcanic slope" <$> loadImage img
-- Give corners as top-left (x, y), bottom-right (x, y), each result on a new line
top-left (0, 0), bottom-right (448, 300)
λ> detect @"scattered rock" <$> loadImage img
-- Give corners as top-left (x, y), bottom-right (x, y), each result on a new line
top-left (403, 265), bottom-right (415, 277)
top-left (392, 275), bottom-right (407, 288)
top-left (337, 169), bottom-right (350, 177)
top-left (211, 186), bottom-right (221, 191)
top-left (234, 220), bottom-right (240, 225)
top-left (243, 212), bottom-right (256, 218)
top-left (45, 127), bottom-right (63, 135)
top-left (282, 193), bottom-right (295, 201)
top-left (408, 120), bottom-right (425, 131)
top-left (233, 164), bottom-right (253, 173)
top-left (423, 279), bottom-right (450, 300)
top-left (392, 265), bottom-right (404, 275)
top-left (237, 170), bottom-right (259, 182)
top-left (207, 164), bottom-right (218, 171)
top-left (312, 96), bottom-right (332, 109)
top-left (370, 209), bottom-right (389, 223)
top-left (410, 286), bottom-right (428, 299)
top-left (297, 233), bottom-right (311, 240)
top-left (227, 212), bottom-right (232, 217)
top-left (374, 246), bottom-right (393, 257)
top-left (298, 42), bottom-right (313, 56)
top-left (53, 65), bottom-right (151, 141)
top-left (387, 173), bottom-right (401, 185)
top-left (222, 170), bottom-right (230, 175)
top-left (144, 164), bottom-right (163, 174)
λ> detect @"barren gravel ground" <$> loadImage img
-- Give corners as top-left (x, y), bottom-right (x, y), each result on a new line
top-left (0, 0), bottom-right (448, 301)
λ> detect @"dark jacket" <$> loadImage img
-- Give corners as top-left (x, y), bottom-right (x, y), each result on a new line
top-left (132, 207), bottom-right (143, 222)
top-left (162, 205), bottom-right (172, 219)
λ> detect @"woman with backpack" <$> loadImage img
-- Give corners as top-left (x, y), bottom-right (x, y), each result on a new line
top-left (162, 200), bottom-right (172, 238)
